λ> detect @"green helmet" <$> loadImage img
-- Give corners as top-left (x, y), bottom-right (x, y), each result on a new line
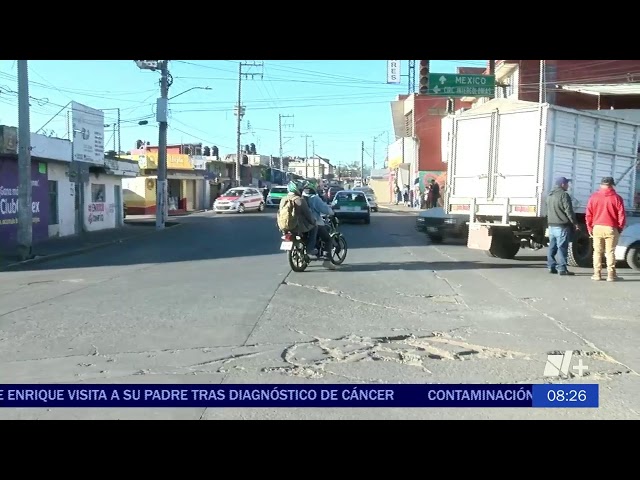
top-left (287, 180), bottom-right (302, 194)
top-left (305, 180), bottom-right (317, 192)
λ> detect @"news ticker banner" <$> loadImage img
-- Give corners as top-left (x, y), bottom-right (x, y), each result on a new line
top-left (0, 384), bottom-right (598, 408)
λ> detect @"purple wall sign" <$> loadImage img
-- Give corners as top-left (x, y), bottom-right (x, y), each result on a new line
top-left (0, 158), bottom-right (50, 249)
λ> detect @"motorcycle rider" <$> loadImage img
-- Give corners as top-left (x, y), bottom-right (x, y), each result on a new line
top-left (278, 180), bottom-right (317, 252)
top-left (303, 181), bottom-right (335, 258)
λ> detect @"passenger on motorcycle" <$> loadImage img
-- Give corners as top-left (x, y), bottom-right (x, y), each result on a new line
top-left (277, 180), bottom-right (317, 251)
top-left (303, 182), bottom-right (335, 258)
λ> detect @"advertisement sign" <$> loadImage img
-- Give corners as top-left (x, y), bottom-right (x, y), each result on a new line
top-left (387, 60), bottom-right (401, 84)
top-left (150, 152), bottom-right (193, 170)
top-left (71, 101), bottom-right (105, 165)
top-left (0, 158), bottom-right (49, 248)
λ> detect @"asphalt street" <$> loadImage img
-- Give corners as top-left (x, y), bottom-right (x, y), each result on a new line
top-left (0, 209), bottom-right (638, 420)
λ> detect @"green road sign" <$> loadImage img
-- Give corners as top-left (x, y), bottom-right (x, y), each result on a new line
top-left (427, 73), bottom-right (495, 97)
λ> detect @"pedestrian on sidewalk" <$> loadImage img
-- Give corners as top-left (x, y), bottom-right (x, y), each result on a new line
top-left (426, 179), bottom-right (440, 209)
top-left (546, 176), bottom-right (580, 276)
top-left (585, 176), bottom-right (626, 282)
top-left (394, 185), bottom-right (401, 205)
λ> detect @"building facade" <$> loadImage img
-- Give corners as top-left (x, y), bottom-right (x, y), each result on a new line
top-left (388, 93), bottom-right (473, 196)
top-left (465, 60), bottom-right (640, 110)
top-left (0, 125), bottom-right (139, 251)
top-left (288, 155), bottom-right (334, 179)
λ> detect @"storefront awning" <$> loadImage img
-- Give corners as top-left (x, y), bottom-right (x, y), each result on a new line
top-left (559, 83), bottom-right (640, 96)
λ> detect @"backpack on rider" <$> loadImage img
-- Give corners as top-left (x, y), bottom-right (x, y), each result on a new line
top-left (277, 180), bottom-right (306, 232)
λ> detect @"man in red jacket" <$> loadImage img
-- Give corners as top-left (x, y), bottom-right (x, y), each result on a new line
top-left (585, 177), bottom-right (627, 282)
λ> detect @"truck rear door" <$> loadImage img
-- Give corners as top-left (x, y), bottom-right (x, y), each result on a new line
top-left (491, 107), bottom-right (545, 216)
top-left (446, 112), bottom-right (493, 214)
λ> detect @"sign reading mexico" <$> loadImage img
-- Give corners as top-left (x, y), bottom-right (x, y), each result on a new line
top-left (71, 101), bottom-right (105, 165)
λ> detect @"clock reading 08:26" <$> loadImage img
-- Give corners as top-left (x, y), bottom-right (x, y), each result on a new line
top-left (547, 389), bottom-right (588, 402)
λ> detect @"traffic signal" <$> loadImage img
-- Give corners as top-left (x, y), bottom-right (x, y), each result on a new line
top-left (419, 60), bottom-right (430, 95)
top-left (203, 146), bottom-right (211, 156)
top-left (212, 146), bottom-right (219, 157)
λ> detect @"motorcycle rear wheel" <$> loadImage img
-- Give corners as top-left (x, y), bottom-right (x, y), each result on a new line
top-left (288, 243), bottom-right (309, 272)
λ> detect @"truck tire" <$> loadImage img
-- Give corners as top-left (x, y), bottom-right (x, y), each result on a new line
top-left (567, 226), bottom-right (592, 268)
top-left (625, 245), bottom-right (640, 271)
top-left (485, 229), bottom-right (520, 259)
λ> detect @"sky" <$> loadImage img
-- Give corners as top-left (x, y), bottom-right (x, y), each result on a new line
top-left (0, 60), bottom-right (487, 168)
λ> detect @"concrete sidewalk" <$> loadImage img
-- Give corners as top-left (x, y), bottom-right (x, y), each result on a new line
top-left (378, 203), bottom-right (421, 215)
top-left (0, 222), bottom-right (179, 271)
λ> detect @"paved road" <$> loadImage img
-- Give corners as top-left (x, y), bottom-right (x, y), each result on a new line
top-left (0, 210), bottom-right (638, 419)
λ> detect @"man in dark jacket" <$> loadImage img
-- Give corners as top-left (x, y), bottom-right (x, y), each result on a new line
top-left (585, 176), bottom-right (626, 282)
top-left (546, 177), bottom-right (580, 276)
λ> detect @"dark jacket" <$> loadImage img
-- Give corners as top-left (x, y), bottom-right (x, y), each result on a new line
top-left (546, 187), bottom-right (578, 227)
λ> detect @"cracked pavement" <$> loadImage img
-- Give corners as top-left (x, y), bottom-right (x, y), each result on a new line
top-left (0, 211), bottom-right (638, 419)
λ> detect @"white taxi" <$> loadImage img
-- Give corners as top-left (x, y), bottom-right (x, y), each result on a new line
top-left (214, 187), bottom-right (265, 213)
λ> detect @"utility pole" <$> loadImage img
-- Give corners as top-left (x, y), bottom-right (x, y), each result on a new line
top-left (361, 141), bottom-right (365, 184)
top-left (278, 113), bottom-right (294, 171)
top-left (117, 107), bottom-right (121, 154)
top-left (17, 60), bottom-right (32, 260)
top-left (311, 140), bottom-right (316, 178)
top-left (372, 132), bottom-right (385, 171)
top-left (156, 61), bottom-right (170, 230)
top-left (302, 134), bottom-right (312, 178)
top-left (236, 61), bottom-right (264, 186)
top-left (539, 60), bottom-right (546, 104)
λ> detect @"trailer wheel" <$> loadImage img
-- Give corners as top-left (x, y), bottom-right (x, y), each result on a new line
top-left (567, 226), bottom-right (592, 268)
top-left (625, 245), bottom-right (640, 271)
top-left (485, 229), bottom-right (520, 259)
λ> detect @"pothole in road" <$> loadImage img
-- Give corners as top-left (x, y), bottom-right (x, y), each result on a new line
top-left (261, 332), bottom-right (530, 379)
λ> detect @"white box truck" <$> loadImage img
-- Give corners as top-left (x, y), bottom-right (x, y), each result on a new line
top-left (444, 98), bottom-right (640, 267)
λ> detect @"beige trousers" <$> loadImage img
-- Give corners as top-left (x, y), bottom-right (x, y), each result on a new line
top-left (592, 225), bottom-right (620, 275)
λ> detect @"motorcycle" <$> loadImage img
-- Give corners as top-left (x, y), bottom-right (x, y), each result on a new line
top-left (280, 215), bottom-right (348, 272)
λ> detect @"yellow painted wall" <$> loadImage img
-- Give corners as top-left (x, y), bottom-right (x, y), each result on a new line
top-left (369, 179), bottom-right (391, 204)
top-left (122, 176), bottom-right (156, 208)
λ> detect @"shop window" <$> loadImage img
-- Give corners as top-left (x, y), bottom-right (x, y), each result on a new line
top-left (91, 184), bottom-right (106, 202)
top-left (48, 180), bottom-right (58, 225)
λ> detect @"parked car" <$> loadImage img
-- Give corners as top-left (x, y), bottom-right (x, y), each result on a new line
top-left (214, 187), bottom-right (265, 213)
top-left (325, 186), bottom-right (342, 204)
top-left (415, 207), bottom-right (468, 243)
top-left (331, 190), bottom-right (370, 224)
top-left (615, 221), bottom-right (640, 270)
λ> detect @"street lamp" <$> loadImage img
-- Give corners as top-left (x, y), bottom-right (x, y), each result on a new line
top-left (169, 86), bottom-right (211, 101)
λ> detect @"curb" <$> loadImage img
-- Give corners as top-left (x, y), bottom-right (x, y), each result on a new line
top-left (378, 207), bottom-right (420, 215)
top-left (1, 223), bottom-right (184, 272)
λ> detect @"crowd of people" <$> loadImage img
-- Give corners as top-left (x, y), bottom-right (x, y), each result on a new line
top-left (394, 179), bottom-right (442, 209)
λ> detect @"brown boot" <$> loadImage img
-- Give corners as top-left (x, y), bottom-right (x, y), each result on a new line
top-left (607, 271), bottom-right (622, 282)
top-left (591, 271), bottom-right (601, 281)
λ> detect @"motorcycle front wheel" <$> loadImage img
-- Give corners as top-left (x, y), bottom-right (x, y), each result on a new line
top-left (288, 242), bottom-right (309, 272)
top-left (329, 234), bottom-right (348, 265)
